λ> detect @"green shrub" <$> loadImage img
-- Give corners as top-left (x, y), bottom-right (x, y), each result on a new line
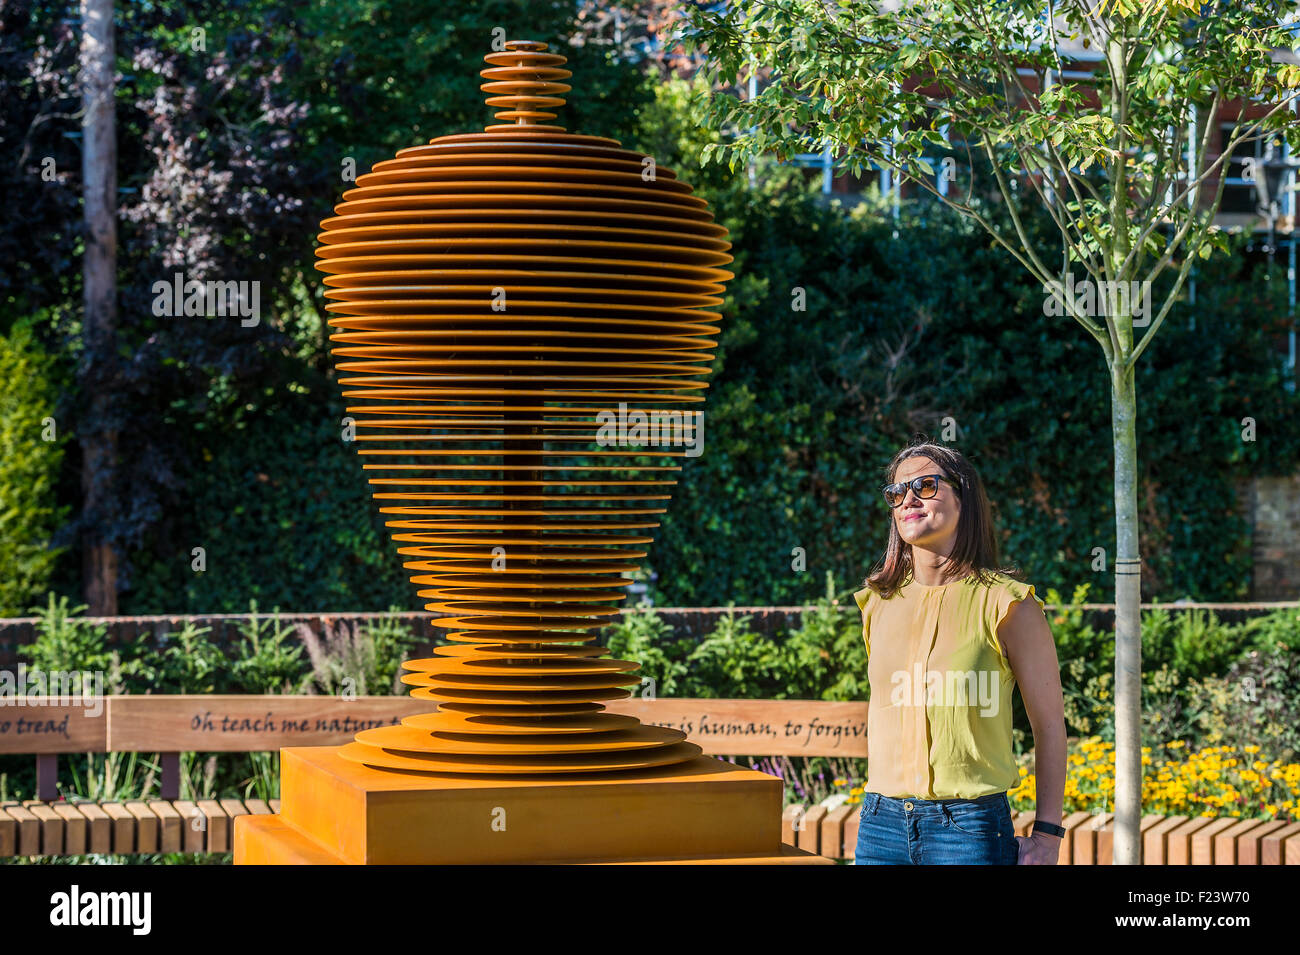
top-left (780, 572), bottom-right (867, 701)
top-left (1216, 644), bottom-right (1300, 763)
top-left (1143, 604), bottom-right (1250, 682)
top-left (300, 608), bottom-right (423, 696)
top-left (140, 621), bottom-right (228, 694)
top-left (228, 601), bottom-right (313, 694)
top-left (1236, 607), bottom-right (1300, 656)
top-left (605, 600), bottom-right (693, 698)
top-left (684, 607), bottom-right (796, 699)
top-left (121, 401), bottom-right (412, 614)
top-left (18, 593), bottom-right (121, 690)
top-left (0, 324), bottom-right (68, 616)
top-left (362, 611), bottom-right (425, 695)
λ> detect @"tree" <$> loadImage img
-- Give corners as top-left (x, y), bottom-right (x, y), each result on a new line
top-left (79, 0), bottom-right (118, 614)
top-left (682, 0), bottom-right (1300, 863)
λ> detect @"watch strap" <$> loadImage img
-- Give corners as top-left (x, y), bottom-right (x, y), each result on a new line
top-left (1032, 820), bottom-right (1066, 837)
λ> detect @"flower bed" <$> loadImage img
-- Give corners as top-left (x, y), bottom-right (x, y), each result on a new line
top-left (829, 737), bottom-right (1300, 822)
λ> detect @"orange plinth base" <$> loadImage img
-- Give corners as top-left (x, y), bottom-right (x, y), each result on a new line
top-left (234, 746), bottom-right (830, 865)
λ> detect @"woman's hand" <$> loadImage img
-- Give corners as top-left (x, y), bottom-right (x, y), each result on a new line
top-left (1015, 831), bottom-right (1062, 864)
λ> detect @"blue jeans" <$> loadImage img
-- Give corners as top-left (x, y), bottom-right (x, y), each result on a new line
top-left (854, 791), bottom-right (1020, 865)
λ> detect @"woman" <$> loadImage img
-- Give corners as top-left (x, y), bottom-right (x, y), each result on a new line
top-left (853, 440), bottom-right (1066, 865)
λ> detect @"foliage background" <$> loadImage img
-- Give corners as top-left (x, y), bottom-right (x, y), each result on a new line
top-left (1, 0), bottom-right (1298, 615)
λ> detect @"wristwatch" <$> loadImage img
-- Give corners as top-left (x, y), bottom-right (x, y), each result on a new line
top-left (1032, 820), bottom-right (1066, 838)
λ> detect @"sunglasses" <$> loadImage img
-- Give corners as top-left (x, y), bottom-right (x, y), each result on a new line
top-left (881, 473), bottom-right (961, 508)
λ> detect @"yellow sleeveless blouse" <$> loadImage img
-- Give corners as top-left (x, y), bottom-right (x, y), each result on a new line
top-left (852, 570), bottom-right (1045, 800)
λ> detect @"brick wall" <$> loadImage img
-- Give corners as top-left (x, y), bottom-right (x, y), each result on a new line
top-left (1248, 474), bottom-right (1300, 600)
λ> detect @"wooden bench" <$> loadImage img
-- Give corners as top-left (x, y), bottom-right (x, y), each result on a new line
top-left (0, 695), bottom-right (869, 857)
top-left (9, 792), bottom-right (1297, 861)
top-left (791, 804), bottom-right (1300, 863)
top-left (0, 796), bottom-right (280, 857)
top-left (4, 695), bottom-right (1297, 862)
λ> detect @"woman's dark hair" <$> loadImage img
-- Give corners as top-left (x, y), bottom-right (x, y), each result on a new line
top-left (864, 438), bottom-right (1020, 598)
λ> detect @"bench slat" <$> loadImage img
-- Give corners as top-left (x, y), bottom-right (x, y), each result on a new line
top-left (171, 800), bottom-right (205, 854)
top-left (1191, 817), bottom-right (1240, 864)
top-left (1237, 819), bottom-right (1289, 864)
top-left (780, 804), bottom-right (803, 847)
top-left (124, 801), bottom-right (161, 854)
top-left (148, 799), bottom-right (183, 853)
top-left (0, 808), bottom-right (14, 857)
top-left (51, 803), bottom-right (88, 855)
top-left (71, 801), bottom-right (113, 854)
top-left (196, 799), bottom-right (230, 853)
top-left (1166, 816), bottom-right (1216, 865)
top-left (1056, 811), bottom-right (1093, 866)
top-left (22, 801), bottom-right (64, 856)
top-left (821, 804), bottom-right (854, 859)
top-left (1, 803), bottom-right (41, 855)
top-left (219, 798), bottom-right (250, 820)
top-left (796, 804), bottom-right (827, 855)
top-left (101, 802), bottom-right (136, 854)
top-left (1261, 821), bottom-right (1300, 865)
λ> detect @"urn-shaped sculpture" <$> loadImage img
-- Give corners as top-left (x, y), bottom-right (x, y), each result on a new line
top-left (314, 40), bottom-right (732, 776)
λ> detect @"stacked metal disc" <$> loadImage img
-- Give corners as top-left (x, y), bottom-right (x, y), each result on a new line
top-left (315, 40), bottom-right (733, 775)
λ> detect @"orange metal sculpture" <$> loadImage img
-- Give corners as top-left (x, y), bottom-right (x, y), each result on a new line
top-left (315, 39), bottom-right (732, 777)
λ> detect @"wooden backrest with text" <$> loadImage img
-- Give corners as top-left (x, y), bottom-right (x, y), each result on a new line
top-left (0, 696), bottom-right (868, 758)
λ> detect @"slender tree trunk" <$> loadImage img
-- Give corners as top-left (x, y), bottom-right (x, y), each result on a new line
top-left (80, 0), bottom-right (118, 615)
top-left (1109, 351), bottom-right (1142, 864)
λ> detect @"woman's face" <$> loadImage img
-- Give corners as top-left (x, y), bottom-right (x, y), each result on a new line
top-left (891, 455), bottom-right (962, 554)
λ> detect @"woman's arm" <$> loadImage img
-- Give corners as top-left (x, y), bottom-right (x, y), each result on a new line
top-left (999, 595), bottom-right (1067, 865)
